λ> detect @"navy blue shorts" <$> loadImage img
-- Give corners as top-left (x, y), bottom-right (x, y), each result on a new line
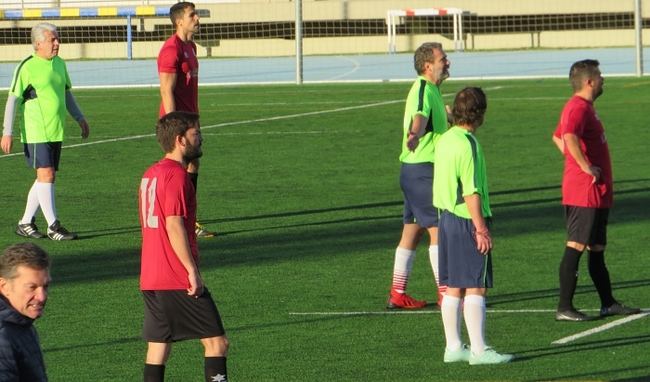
top-left (400, 162), bottom-right (438, 228)
top-left (142, 287), bottom-right (226, 343)
top-left (438, 211), bottom-right (493, 288)
top-left (565, 206), bottom-right (608, 246)
top-left (23, 142), bottom-right (62, 170)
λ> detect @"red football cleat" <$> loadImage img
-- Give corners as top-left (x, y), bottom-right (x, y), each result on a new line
top-left (387, 291), bottom-right (427, 310)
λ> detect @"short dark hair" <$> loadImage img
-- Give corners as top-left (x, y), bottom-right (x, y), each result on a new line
top-left (170, 2), bottom-right (195, 26)
top-left (569, 59), bottom-right (600, 92)
top-left (414, 42), bottom-right (443, 75)
top-left (0, 243), bottom-right (50, 280)
top-left (452, 87), bottom-right (487, 127)
top-left (156, 111), bottom-right (200, 153)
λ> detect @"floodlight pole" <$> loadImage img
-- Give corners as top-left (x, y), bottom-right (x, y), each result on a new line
top-left (634, 0), bottom-right (643, 76)
top-left (295, 0), bottom-right (303, 84)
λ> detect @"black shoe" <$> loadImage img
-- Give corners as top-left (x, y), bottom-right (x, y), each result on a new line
top-left (556, 308), bottom-right (593, 322)
top-left (15, 219), bottom-right (47, 239)
top-left (600, 302), bottom-right (641, 317)
top-left (47, 220), bottom-right (78, 241)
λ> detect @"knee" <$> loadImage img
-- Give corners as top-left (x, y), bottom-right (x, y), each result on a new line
top-left (203, 336), bottom-right (229, 357)
top-left (566, 241), bottom-right (586, 252)
top-left (587, 244), bottom-right (606, 252)
top-left (36, 168), bottom-right (56, 183)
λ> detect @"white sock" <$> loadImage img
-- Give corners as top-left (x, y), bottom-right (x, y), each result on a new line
top-left (20, 181), bottom-right (40, 224)
top-left (35, 182), bottom-right (57, 226)
top-left (441, 295), bottom-right (462, 350)
top-left (464, 294), bottom-right (487, 355)
top-left (428, 245), bottom-right (440, 286)
top-left (391, 247), bottom-right (416, 294)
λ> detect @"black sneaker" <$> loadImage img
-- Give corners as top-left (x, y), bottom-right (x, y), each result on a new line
top-left (15, 219), bottom-right (47, 239)
top-left (47, 220), bottom-right (78, 241)
top-left (600, 302), bottom-right (641, 317)
top-left (556, 308), bottom-right (594, 322)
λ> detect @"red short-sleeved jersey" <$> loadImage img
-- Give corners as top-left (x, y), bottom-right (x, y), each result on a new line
top-left (139, 158), bottom-right (198, 290)
top-left (553, 95), bottom-right (613, 208)
top-left (157, 34), bottom-right (199, 117)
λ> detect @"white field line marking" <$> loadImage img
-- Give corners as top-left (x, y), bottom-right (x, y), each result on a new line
top-left (0, 85), bottom-right (505, 160)
top-left (288, 308), bottom-right (601, 316)
top-left (552, 311), bottom-right (650, 345)
top-left (0, 100), bottom-right (400, 160)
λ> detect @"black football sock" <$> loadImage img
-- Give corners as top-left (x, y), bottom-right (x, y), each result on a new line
top-left (144, 364), bottom-right (165, 382)
top-left (189, 172), bottom-right (199, 192)
top-left (558, 247), bottom-right (583, 311)
top-left (205, 356), bottom-right (228, 382)
top-left (588, 250), bottom-right (616, 308)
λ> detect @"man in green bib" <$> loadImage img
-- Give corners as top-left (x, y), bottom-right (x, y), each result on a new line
top-left (387, 42), bottom-right (450, 309)
top-left (2, 22), bottom-right (89, 241)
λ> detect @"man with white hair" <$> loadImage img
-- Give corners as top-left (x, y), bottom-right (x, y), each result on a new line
top-left (2, 22), bottom-right (90, 241)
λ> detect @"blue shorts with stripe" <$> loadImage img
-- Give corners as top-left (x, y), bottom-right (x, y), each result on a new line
top-left (400, 162), bottom-right (438, 228)
top-left (438, 210), bottom-right (493, 288)
top-left (23, 142), bottom-right (62, 170)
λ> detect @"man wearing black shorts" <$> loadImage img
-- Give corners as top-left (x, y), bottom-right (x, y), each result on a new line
top-left (139, 112), bottom-right (228, 382)
top-left (552, 59), bottom-right (640, 321)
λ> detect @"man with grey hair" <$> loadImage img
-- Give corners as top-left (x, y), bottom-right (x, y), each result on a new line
top-left (0, 242), bottom-right (51, 380)
top-left (386, 42), bottom-right (451, 309)
top-left (2, 22), bottom-right (90, 241)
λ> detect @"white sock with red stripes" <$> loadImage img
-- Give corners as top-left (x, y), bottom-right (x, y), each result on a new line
top-left (391, 247), bottom-right (416, 294)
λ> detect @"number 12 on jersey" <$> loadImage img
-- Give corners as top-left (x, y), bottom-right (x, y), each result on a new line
top-left (140, 177), bottom-right (159, 229)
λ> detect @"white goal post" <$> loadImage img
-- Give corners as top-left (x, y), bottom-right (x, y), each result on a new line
top-left (386, 7), bottom-right (465, 54)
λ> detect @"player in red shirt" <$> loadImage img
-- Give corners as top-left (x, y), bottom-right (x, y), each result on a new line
top-left (139, 111), bottom-right (228, 382)
top-left (552, 59), bottom-right (640, 322)
top-left (158, 1), bottom-right (216, 238)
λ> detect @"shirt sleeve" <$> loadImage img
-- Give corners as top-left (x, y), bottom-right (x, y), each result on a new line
top-left (162, 170), bottom-right (189, 218)
top-left (9, 62), bottom-right (27, 99)
top-left (458, 142), bottom-right (480, 197)
top-left (561, 103), bottom-right (587, 137)
top-left (415, 85), bottom-right (433, 118)
top-left (158, 44), bottom-right (178, 74)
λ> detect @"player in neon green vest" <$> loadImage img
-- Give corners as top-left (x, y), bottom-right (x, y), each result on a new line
top-left (2, 22), bottom-right (90, 241)
top-left (387, 42), bottom-right (450, 310)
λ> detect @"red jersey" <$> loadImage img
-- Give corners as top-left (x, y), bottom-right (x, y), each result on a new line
top-left (553, 95), bottom-right (613, 208)
top-left (157, 34), bottom-right (199, 117)
top-left (139, 158), bottom-right (198, 290)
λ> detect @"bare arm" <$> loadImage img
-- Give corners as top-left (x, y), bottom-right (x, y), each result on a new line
top-left (166, 215), bottom-right (202, 297)
top-left (406, 114), bottom-right (429, 151)
top-left (464, 193), bottom-right (492, 255)
top-left (159, 72), bottom-right (177, 115)
top-left (563, 133), bottom-right (600, 183)
top-left (552, 134), bottom-right (564, 153)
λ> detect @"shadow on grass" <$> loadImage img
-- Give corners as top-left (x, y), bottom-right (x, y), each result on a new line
top-left (527, 365), bottom-right (650, 382)
top-left (48, 179), bottom-right (649, 287)
top-left (488, 279), bottom-right (650, 307)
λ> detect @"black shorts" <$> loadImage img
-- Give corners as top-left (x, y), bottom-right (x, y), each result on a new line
top-left (142, 287), bottom-right (226, 343)
top-left (24, 142), bottom-right (62, 170)
top-left (565, 206), bottom-right (608, 246)
top-left (400, 163), bottom-right (438, 228)
top-left (438, 211), bottom-right (493, 289)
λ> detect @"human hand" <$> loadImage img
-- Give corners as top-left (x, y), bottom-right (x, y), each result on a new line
top-left (406, 133), bottom-right (419, 151)
top-left (187, 271), bottom-right (204, 298)
top-left (474, 228), bottom-right (492, 255)
top-left (79, 119), bottom-right (90, 139)
top-left (1, 135), bottom-right (12, 154)
top-left (584, 165), bottom-right (601, 184)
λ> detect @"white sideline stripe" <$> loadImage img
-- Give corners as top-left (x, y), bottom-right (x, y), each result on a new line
top-left (0, 100), bottom-right (400, 160)
top-left (288, 308), bottom-right (596, 316)
top-left (1, 85), bottom-right (505, 160)
top-left (552, 311), bottom-right (650, 345)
